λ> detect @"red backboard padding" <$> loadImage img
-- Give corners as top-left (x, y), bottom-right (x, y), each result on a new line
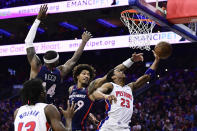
top-left (167, 0), bottom-right (197, 24)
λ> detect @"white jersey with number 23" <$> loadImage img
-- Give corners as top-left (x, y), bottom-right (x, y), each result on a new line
top-left (98, 82), bottom-right (134, 131)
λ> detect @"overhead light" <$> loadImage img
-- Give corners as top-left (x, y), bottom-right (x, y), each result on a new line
top-left (59, 22), bottom-right (79, 31)
top-left (0, 29), bottom-right (12, 37)
top-left (96, 19), bottom-right (117, 28)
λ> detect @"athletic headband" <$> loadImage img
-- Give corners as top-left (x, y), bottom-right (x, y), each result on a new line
top-left (43, 53), bottom-right (59, 64)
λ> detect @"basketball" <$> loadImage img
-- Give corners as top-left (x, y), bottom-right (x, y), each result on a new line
top-left (154, 41), bottom-right (172, 59)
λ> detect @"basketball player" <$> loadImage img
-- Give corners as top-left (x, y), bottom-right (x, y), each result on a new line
top-left (25, 5), bottom-right (92, 103)
top-left (14, 78), bottom-right (77, 131)
top-left (92, 51), bottom-right (160, 131)
top-left (68, 52), bottom-right (144, 131)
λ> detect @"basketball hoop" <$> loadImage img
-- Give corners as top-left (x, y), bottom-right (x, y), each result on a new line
top-left (120, 9), bottom-right (156, 51)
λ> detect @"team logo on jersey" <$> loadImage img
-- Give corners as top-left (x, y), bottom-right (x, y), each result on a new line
top-left (116, 91), bottom-right (132, 100)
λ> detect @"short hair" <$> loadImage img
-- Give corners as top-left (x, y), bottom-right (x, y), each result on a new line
top-left (20, 78), bottom-right (44, 105)
top-left (106, 69), bottom-right (115, 82)
top-left (73, 64), bottom-right (96, 83)
top-left (43, 50), bottom-right (58, 61)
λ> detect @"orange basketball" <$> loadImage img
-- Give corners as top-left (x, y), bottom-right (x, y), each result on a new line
top-left (154, 41), bottom-right (172, 59)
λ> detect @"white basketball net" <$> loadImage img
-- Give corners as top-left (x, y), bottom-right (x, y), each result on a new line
top-left (121, 10), bottom-right (156, 51)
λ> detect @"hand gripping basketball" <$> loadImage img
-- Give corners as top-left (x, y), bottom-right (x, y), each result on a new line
top-left (154, 41), bottom-right (172, 59)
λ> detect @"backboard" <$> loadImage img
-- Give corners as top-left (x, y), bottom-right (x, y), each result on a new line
top-left (128, 0), bottom-right (197, 42)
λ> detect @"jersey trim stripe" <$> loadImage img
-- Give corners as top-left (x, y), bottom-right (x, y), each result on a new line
top-left (97, 100), bottom-right (111, 130)
top-left (81, 102), bottom-right (93, 131)
top-left (46, 122), bottom-right (50, 131)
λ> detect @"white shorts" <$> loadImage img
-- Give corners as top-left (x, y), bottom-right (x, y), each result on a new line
top-left (98, 125), bottom-right (130, 131)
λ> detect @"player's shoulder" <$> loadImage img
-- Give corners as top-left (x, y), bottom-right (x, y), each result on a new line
top-left (69, 85), bottom-right (75, 94)
top-left (44, 104), bottom-right (60, 121)
top-left (44, 104), bottom-right (58, 114)
top-left (14, 108), bottom-right (19, 120)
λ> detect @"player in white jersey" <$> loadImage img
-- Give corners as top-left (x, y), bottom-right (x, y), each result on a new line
top-left (14, 78), bottom-right (77, 131)
top-left (92, 51), bottom-right (160, 131)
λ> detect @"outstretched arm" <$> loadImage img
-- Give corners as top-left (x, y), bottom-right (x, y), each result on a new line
top-left (25, 5), bottom-right (48, 79)
top-left (87, 52), bottom-right (144, 95)
top-left (114, 52), bottom-right (144, 72)
top-left (128, 51), bottom-right (160, 91)
top-left (89, 83), bottom-right (117, 103)
top-left (58, 31), bottom-right (92, 78)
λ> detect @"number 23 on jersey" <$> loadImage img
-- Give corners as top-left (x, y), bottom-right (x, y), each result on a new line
top-left (120, 98), bottom-right (130, 108)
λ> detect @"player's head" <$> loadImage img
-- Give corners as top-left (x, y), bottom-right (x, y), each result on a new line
top-left (107, 69), bottom-right (126, 82)
top-left (21, 78), bottom-right (46, 105)
top-left (73, 64), bottom-right (96, 86)
top-left (43, 50), bottom-right (59, 67)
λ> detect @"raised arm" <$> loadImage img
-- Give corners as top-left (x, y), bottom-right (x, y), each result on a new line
top-left (87, 52), bottom-right (143, 95)
top-left (25, 5), bottom-right (48, 79)
top-left (89, 83), bottom-right (117, 103)
top-left (128, 51), bottom-right (160, 91)
top-left (114, 52), bottom-right (144, 71)
top-left (58, 31), bottom-right (92, 78)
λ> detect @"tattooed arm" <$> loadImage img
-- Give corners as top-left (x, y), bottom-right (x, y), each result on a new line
top-left (87, 52), bottom-right (144, 95)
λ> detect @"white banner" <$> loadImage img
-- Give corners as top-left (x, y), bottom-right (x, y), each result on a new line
top-left (0, 0), bottom-right (128, 19)
top-left (0, 32), bottom-right (189, 57)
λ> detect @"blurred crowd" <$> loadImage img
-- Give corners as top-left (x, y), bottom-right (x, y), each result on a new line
top-left (1, 68), bottom-right (197, 130)
top-left (130, 69), bottom-right (197, 131)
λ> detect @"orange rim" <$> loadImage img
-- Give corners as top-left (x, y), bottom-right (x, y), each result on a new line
top-left (121, 9), bottom-right (153, 22)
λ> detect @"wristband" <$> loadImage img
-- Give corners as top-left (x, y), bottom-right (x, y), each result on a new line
top-left (122, 58), bottom-right (134, 68)
top-left (145, 68), bottom-right (155, 79)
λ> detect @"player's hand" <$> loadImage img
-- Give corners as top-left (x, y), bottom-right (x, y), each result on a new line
top-left (152, 50), bottom-right (160, 61)
top-left (92, 118), bottom-right (99, 125)
top-left (105, 95), bottom-right (117, 104)
top-left (131, 52), bottom-right (144, 62)
top-left (89, 113), bottom-right (99, 125)
top-left (37, 4), bottom-right (48, 21)
top-left (59, 101), bottom-right (77, 120)
top-left (82, 31), bottom-right (92, 43)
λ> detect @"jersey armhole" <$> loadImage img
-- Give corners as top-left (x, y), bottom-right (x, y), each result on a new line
top-left (86, 88), bottom-right (94, 103)
top-left (69, 85), bottom-right (75, 94)
top-left (127, 83), bottom-right (134, 91)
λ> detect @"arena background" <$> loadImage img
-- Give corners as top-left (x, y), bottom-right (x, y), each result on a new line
top-left (0, 0), bottom-right (197, 130)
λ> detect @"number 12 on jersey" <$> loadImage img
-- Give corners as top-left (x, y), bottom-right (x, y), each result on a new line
top-left (18, 121), bottom-right (36, 131)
